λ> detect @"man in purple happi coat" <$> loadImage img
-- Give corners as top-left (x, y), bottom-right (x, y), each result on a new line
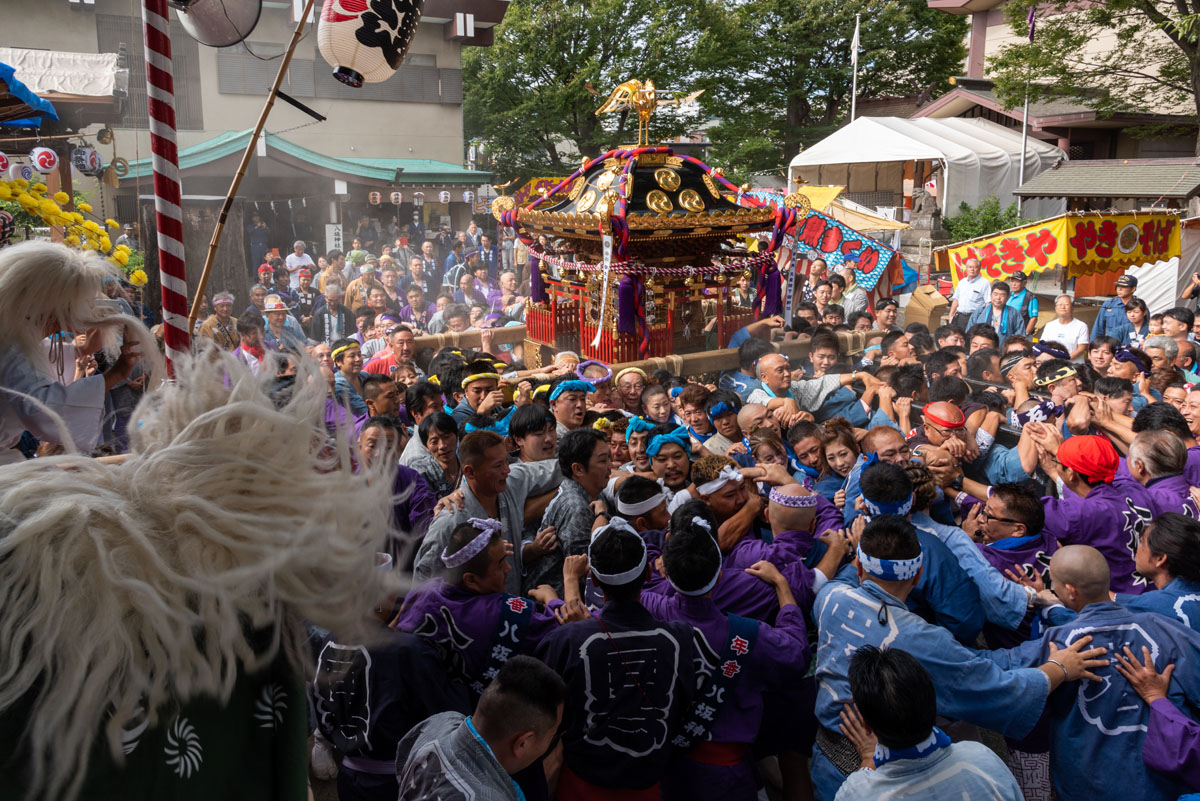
top-left (1117, 430), bottom-right (1195, 518)
top-left (395, 519), bottom-right (567, 697)
top-left (1028, 429), bottom-right (1152, 594)
top-left (640, 505), bottom-right (809, 801)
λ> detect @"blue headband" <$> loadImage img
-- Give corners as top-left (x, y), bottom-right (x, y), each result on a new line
top-left (465, 406), bottom-right (514, 437)
top-left (862, 494), bottom-right (914, 517)
top-left (646, 427), bottom-right (692, 458)
top-left (707, 401), bottom-right (734, 421)
top-left (626, 416), bottom-right (657, 442)
top-left (549, 379), bottom-right (597, 401)
top-left (669, 386), bottom-right (684, 399)
top-left (857, 544), bottom-right (923, 581)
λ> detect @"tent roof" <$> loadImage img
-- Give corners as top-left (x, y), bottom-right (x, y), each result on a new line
top-left (789, 116), bottom-right (1063, 169)
top-left (828, 199), bottom-right (908, 231)
top-left (0, 62), bottom-right (57, 125)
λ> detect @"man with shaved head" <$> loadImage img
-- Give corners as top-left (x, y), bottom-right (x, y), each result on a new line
top-left (840, 425), bottom-right (912, 526)
top-left (746, 352), bottom-right (872, 421)
top-left (737, 402), bottom-right (778, 438)
top-left (907, 401), bottom-right (975, 464)
top-left (1002, 544), bottom-right (1200, 801)
top-left (767, 482), bottom-right (847, 564)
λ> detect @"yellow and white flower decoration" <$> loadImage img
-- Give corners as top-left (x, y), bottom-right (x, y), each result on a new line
top-left (0, 178), bottom-right (134, 275)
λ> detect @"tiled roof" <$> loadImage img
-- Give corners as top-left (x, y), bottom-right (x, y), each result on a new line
top-left (1015, 159), bottom-right (1200, 199)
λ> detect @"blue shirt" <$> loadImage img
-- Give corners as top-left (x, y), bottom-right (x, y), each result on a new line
top-left (718, 369), bottom-right (762, 402)
top-left (1092, 295), bottom-right (1133, 342)
top-left (1006, 287), bottom-right (1039, 327)
top-left (967, 303), bottom-right (1025, 338)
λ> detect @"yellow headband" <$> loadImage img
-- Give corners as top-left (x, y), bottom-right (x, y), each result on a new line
top-left (593, 417), bottom-right (614, 431)
top-left (615, 367), bottom-right (647, 383)
top-left (463, 372), bottom-right (501, 386)
top-left (1035, 364), bottom-right (1077, 387)
top-left (428, 374), bottom-right (441, 386)
top-left (531, 384), bottom-right (550, 398)
top-left (331, 343), bottom-right (360, 360)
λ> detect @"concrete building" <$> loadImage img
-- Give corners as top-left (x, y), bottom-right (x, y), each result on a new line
top-left (1, 0), bottom-right (506, 294)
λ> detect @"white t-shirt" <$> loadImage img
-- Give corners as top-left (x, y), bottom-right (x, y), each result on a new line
top-left (951, 275), bottom-right (990, 315)
top-left (285, 252), bottom-right (315, 289)
top-left (1039, 318), bottom-right (1091, 360)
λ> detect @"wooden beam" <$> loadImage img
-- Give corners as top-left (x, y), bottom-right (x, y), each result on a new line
top-left (411, 326), bottom-right (878, 377)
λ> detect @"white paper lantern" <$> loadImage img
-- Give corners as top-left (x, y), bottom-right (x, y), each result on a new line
top-left (390, 191), bottom-right (403, 205)
top-left (29, 147), bottom-right (59, 174)
top-left (8, 163), bottom-right (32, 182)
top-left (368, 191), bottom-right (382, 205)
top-left (317, 0), bottom-right (426, 87)
top-left (438, 190), bottom-right (451, 204)
top-left (0, 153), bottom-right (9, 173)
top-left (462, 190), bottom-right (474, 204)
top-left (70, 146), bottom-right (105, 177)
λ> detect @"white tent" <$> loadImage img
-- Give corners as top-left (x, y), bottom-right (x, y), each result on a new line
top-left (1126, 218), bottom-right (1200, 315)
top-left (788, 117), bottom-right (1067, 220)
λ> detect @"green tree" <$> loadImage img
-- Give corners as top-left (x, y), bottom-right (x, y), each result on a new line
top-left (942, 196), bottom-right (1022, 242)
top-left (463, 0), bottom-right (710, 179)
top-left (988, 0), bottom-right (1199, 153)
top-left (694, 0), bottom-right (967, 181)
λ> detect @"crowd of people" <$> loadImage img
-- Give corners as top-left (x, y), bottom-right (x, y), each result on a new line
top-left (3, 239), bottom-right (1200, 801)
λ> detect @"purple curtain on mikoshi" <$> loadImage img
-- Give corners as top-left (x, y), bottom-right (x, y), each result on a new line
top-left (756, 263), bottom-right (781, 318)
top-left (617, 275), bottom-right (638, 334)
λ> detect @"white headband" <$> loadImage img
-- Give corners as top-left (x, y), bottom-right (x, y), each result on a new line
top-left (588, 516), bottom-right (648, 585)
top-left (440, 518), bottom-right (502, 568)
top-left (696, 465), bottom-right (744, 496)
top-left (617, 490), bottom-right (669, 517)
top-left (668, 567), bottom-right (720, 597)
top-left (857, 544), bottom-right (924, 581)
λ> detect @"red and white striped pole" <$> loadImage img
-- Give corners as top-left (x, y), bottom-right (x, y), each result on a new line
top-left (140, 0), bottom-right (190, 375)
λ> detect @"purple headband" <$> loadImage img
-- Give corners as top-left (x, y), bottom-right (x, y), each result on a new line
top-left (576, 360), bottom-right (613, 385)
top-left (1114, 347), bottom-right (1150, 376)
top-left (768, 487), bottom-right (819, 508)
top-left (1008, 400), bottom-right (1064, 427)
top-left (440, 518), bottom-right (502, 568)
top-left (1033, 341), bottom-right (1070, 359)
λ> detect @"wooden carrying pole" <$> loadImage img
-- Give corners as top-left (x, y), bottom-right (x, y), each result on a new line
top-left (186, 0), bottom-right (318, 333)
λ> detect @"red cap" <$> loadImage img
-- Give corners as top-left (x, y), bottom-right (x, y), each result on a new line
top-left (298, 268), bottom-right (312, 277)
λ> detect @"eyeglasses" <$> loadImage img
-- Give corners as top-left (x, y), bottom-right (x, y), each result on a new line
top-left (978, 507), bottom-right (1022, 525)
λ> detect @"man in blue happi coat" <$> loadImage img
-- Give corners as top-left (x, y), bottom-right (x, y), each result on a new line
top-left (996, 545), bottom-right (1200, 801)
top-left (810, 514), bottom-right (1107, 801)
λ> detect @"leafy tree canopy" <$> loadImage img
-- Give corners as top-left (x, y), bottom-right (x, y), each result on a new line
top-left (465, 0), bottom-right (966, 183)
top-left (696, 0), bottom-right (967, 182)
top-left (988, 0), bottom-right (1199, 153)
top-left (942, 196), bottom-right (1022, 242)
top-left (463, 0), bottom-right (709, 179)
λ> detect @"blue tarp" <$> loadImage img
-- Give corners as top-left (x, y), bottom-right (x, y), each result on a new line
top-left (0, 62), bottom-right (59, 127)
